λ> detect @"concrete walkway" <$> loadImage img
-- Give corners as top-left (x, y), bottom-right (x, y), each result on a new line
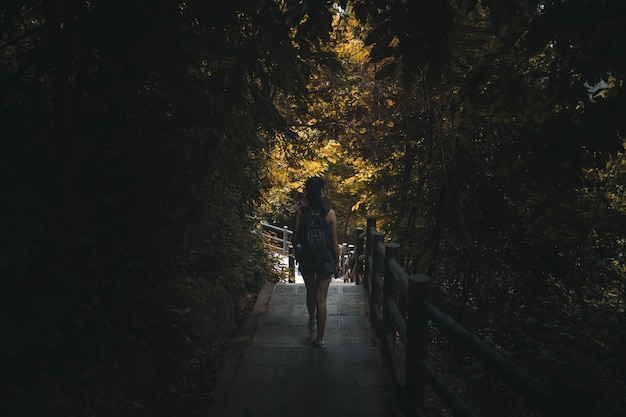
top-left (209, 281), bottom-right (395, 417)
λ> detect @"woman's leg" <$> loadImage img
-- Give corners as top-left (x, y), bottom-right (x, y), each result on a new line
top-left (302, 273), bottom-right (317, 324)
top-left (314, 273), bottom-right (333, 343)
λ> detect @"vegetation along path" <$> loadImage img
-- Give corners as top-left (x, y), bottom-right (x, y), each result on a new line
top-left (2, 2), bottom-right (625, 416)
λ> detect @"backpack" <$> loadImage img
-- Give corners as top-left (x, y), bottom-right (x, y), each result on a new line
top-left (296, 206), bottom-right (331, 266)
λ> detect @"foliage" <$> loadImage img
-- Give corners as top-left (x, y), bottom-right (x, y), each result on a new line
top-left (259, 8), bottom-right (399, 242)
top-left (342, 1), bottom-right (626, 414)
top-left (347, 0), bottom-right (626, 294)
top-left (1, 1), bottom-right (343, 416)
top-left (3, 0), bottom-right (625, 414)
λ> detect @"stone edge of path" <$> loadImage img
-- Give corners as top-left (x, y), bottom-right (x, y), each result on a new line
top-left (208, 282), bottom-right (276, 412)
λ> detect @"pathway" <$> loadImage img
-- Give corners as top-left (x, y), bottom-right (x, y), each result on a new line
top-left (208, 281), bottom-right (396, 417)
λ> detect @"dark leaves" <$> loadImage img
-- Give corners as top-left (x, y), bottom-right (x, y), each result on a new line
top-left (364, 20), bottom-right (391, 46)
top-left (374, 62), bottom-right (397, 80)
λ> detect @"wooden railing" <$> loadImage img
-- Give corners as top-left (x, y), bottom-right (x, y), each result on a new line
top-left (259, 223), bottom-right (296, 281)
top-left (353, 215), bottom-right (602, 417)
top-left (259, 222), bottom-right (292, 255)
top-left (260, 222), bottom-right (359, 283)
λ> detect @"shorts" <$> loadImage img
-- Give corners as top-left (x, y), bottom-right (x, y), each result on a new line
top-left (299, 259), bottom-right (337, 276)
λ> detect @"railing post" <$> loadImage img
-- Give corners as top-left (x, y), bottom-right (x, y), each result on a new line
top-left (407, 274), bottom-right (430, 417)
top-left (365, 216), bottom-right (376, 293)
top-left (369, 232), bottom-right (385, 330)
top-left (288, 245), bottom-right (295, 282)
top-left (345, 244), bottom-right (355, 282)
top-left (282, 226), bottom-right (289, 255)
top-left (340, 242), bottom-right (348, 281)
top-left (383, 243), bottom-right (401, 338)
top-left (355, 227), bottom-right (365, 285)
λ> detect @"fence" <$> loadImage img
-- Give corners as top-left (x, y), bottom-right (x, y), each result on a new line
top-left (260, 222), bottom-right (361, 283)
top-left (259, 222), bottom-right (292, 255)
top-left (259, 223), bottom-right (296, 280)
top-left (352, 215), bottom-right (601, 417)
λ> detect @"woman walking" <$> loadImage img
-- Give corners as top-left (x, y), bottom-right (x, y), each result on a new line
top-left (292, 177), bottom-right (339, 348)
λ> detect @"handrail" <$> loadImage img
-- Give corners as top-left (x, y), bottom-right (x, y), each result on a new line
top-left (356, 215), bottom-right (602, 417)
top-left (259, 222), bottom-right (355, 283)
top-left (259, 222), bottom-right (292, 255)
top-left (260, 222), bottom-right (293, 237)
top-left (421, 301), bottom-right (551, 409)
top-left (387, 256), bottom-right (409, 293)
top-left (258, 222), bottom-right (297, 282)
top-left (418, 359), bottom-right (479, 417)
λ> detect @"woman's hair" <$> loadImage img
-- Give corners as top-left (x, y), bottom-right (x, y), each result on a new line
top-left (305, 176), bottom-right (325, 210)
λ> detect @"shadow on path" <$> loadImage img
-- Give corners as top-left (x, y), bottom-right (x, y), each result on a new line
top-left (209, 282), bottom-right (395, 417)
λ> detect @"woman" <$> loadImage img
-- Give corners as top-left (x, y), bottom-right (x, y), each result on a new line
top-left (292, 176), bottom-right (339, 348)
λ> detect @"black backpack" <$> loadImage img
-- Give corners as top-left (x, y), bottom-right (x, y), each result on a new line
top-left (296, 206), bottom-right (331, 266)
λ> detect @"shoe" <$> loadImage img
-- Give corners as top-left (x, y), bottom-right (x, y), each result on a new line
top-left (308, 319), bottom-right (317, 329)
top-left (313, 339), bottom-right (325, 348)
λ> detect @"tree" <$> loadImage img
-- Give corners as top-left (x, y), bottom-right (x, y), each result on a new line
top-left (347, 1), bottom-right (626, 413)
top-left (1, 1), bottom-right (346, 415)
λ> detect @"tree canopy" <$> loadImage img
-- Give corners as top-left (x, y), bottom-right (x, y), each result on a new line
top-left (261, 2), bottom-right (626, 415)
top-left (2, 1), bottom-right (625, 416)
top-left (1, 1), bottom-right (343, 415)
